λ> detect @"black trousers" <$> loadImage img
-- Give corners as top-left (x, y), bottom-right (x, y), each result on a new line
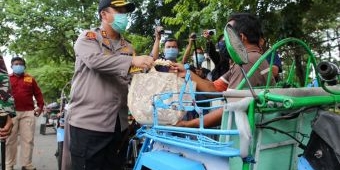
top-left (69, 125), bottom-right (128, 170)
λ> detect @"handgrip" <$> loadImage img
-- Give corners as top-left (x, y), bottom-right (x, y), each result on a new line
top-left (317, 61), bottom-right (339, 85)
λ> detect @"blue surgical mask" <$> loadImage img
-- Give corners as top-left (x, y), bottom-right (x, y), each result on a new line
top-left (12, 65), bottom-right (25, 75)
top-left (192, 53), bottom-right (205, 67)
top-left (164, 48), bottom-right (178, 61)
top-left (111, 13), bottom-right (128, 33)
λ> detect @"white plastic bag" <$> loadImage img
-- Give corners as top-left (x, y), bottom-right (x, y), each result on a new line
top-left (128, 70), bottom-right (192, 125)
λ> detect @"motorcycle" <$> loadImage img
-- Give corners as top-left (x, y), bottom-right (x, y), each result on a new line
top-left (40, 102), bottom-right (59, 135)
top-left (54, 82), bottom-right (70, 170)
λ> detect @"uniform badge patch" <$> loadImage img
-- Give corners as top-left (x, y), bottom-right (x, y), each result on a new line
top-left (129, 66), bottom-right (143, 73)
top-left (103, 39), bottom-right (110, 47)
top-left (120, 46), bottom-right (130, 53)
top-left (101, 31), bottom-right (107, 37)
top-left (24, 76), bottom-right (33, 83)
top-left (129, 53), bottom-right (142, 73)
top-left (85, 32), bottom-right (96, 40)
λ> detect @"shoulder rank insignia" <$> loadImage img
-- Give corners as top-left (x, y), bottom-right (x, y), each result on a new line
top-left (85, 32), bottom-right (97, 40)
top-left (101, 31), bottom-right (107, 37)
top-left (120, 46), bottom-right (130, 53)
top-left (103, 38), bottom-right (110, 47)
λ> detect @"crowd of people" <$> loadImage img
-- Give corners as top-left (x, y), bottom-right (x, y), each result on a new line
top-left (0, 0), bottom-right (288, 170)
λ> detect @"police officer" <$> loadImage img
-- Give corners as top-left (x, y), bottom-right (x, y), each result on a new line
top-left (66, 0), bottom-right (153, 169)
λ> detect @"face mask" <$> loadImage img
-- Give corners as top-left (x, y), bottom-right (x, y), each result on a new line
top-left (12, 65), bottom-right (25, 75)
top-left (164, 48), bottom-right (178, 61)
top-left (111, 13), bottom-right (128, 33)
top-left (192, 53), bottom-right (205, 67)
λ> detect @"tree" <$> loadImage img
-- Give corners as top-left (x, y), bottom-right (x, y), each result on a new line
top-left (1, 0), bottom-right (339, 100)
top-left (0, 0), bottom-right (98, 102)
top-left (162, 0), bottom-right (340, 85)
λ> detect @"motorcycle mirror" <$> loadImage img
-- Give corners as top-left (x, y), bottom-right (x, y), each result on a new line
top-left (224, 24), bottom-right (248, 65)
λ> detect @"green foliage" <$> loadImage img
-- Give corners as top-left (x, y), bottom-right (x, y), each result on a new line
top-left (1, 0), bottom-right (98, 101)
top-left (26, 61), bottom-right (73, 103)
top-left (125, 34), bottom-right (153, 55)
top-left (1, 0), bottom-right (340, 102)
top-left (129, 0), bottom-right (178, 36)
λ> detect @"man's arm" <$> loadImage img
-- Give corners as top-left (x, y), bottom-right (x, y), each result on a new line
top-left (74, 31), bottom-right (133, 77)
top-left (32, 78), bottom-right (44, 114)
top-left (176, 107), bottom-right (224, 128)
top-left (171, 63), bottom-right (217, 92)
top-left (151, 27), bottom-right (162, 61)
top-left (182, 36), bottom-right (194, 64)
top-left (75, 31), bottom-right (153, 78)
top-left (191, 71), bottom-right (217, 92)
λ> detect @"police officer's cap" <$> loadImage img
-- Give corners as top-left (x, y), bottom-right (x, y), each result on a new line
top-left (98, 0), bottom-right (136, 13)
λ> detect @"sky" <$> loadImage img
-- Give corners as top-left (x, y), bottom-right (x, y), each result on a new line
top-left (0, 46), bottom-right (13, 74)
top-left (4, 55), bottom-right (13, 74)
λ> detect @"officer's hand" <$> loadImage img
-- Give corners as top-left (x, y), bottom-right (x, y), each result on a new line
top-left (0, 116), bottom-right (13, 139)
top-left (132, 56), bottom-right (154, 69)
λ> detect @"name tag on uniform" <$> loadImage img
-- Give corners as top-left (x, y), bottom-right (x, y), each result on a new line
top-left (129, 66), bottom-right (143, 73)
top-left (128, 51), bottom-right (142, 73)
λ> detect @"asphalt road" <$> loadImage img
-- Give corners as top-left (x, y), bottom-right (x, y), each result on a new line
top-left (33, 116), bottom-right (58, 170)
top-left (8, 116), bottom-right (59, 170)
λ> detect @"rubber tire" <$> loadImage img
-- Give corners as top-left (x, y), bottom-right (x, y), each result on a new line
top-left (57, 141), bottom-right (63, 170)
top-left (40, 124), bottom-right (46, 135)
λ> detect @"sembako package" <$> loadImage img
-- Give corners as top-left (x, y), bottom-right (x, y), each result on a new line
top-left (128, 60), bottom-right (194, 125)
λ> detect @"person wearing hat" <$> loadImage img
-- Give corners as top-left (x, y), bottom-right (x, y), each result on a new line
top-left (66, 0), bottom-right (154, 169)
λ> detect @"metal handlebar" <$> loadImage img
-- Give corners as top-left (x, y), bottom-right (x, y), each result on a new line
top-left (317, 61), bottom-right (339, 86)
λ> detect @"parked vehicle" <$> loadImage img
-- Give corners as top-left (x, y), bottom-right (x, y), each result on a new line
top-left (40, 102), bottom-right (59, 135)
top-left (131, 26), bottom-right (340, 170)
top-left (54, 82), bottom-right (70, 170)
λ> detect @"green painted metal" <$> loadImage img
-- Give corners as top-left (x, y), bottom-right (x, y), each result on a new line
top-left (242, 99), bottom-right (256, 170)
top-left (265, 52), bottom-right (275, 87)
top-left (236, 38), bottom-right (319, 90)
top-left (221, 37), bottom-right (340, 169)
top-left (263, 93), bottom-right (340, 109)
top-left (304, 55), bottom-right (313, 87)
top-left (223, 26), bottom-right (249, 65)
top-left (320, 81), bottom-right (340, 95)
top-left (287, 60), bottom-right (297, 87)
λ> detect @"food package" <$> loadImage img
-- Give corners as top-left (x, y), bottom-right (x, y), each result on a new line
top-left (128, 69), bottom-right (194, 125)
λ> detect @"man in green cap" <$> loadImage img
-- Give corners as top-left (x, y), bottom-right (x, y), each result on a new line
top-left (66, 0), bottom-right (154, 169)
